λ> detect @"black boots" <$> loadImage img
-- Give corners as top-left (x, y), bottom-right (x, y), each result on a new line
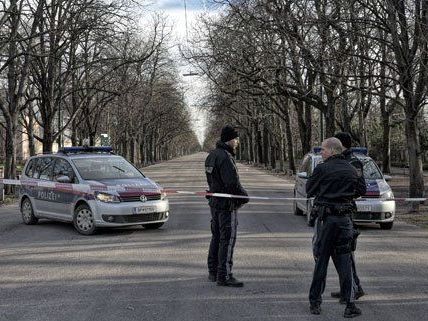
top-left (344, 303), bottom-right (362, 318)
top-left (309, 303), bottom-right (321, 315)
top-left (309, 302), bottom-right (361, 317)
top-left (217, 276), bottom-right (244, 287)
top-left (331, 287), bottom-right (365, 304)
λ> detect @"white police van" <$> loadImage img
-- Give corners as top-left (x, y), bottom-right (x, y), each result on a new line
top-left (294, 147), bottom-right (395, 229)
top-left (19, 146), bottom-right (169, 235)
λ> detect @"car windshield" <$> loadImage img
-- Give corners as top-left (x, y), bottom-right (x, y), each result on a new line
top-left (72, 157), bottom-right (144, 180)
top-left (313, 157), bottom-right (383, 180)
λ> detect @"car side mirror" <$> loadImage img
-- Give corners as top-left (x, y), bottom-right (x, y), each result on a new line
top-left (383, 175), bottom-right (392, 181)
top-left (297, 172), bottom-right (308, 179)
top-left (56, 175), bottom-right (71, 183)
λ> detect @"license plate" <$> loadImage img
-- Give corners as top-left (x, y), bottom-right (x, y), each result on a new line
top-left (133, 206), bottom-right (155, 214)
top-left (359, 205), bottom-right (371, 212)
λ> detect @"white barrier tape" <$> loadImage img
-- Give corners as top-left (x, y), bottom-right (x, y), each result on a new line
top-left (163, 189), bottom-right (427, 203)
top-left (0, 179), bottom-right (21, 186)
top-left (0, 178), bottom-right (426, 202)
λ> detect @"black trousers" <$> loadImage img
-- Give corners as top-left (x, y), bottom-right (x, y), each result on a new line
top-left (310, 215), bottom-right (354, 305)
top-left (207, 207), bottom-right (238, 280)
top-left (332, 244), bottom-right (361, 295)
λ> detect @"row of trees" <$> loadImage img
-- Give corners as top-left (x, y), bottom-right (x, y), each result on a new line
top-left (188, 0), bottom-right (428, 199)
top-left (1, 0), bottom-right (200, 183)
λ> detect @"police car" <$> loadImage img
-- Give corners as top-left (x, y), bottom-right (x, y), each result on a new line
top-left (294, 147), bottom-right (395, 229)
top-left (19, 146), bottom-right (169, 235)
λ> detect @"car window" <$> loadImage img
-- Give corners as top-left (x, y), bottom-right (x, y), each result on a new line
top-left (309, 157), bottom-right (323, 176)
top-left (363, 159), bottom-right (383, 179)
top-left (72, 156), bottom-right (144, 180)
top-left (25, 158), bottom-right (39, 178)
top-left (53, 158), bottom-right (76, 183)
top-left (37, 157), bottom-right (55, 180)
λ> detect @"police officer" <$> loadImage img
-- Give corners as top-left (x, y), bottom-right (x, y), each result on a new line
top-left (205, 125), bottom-right (249, 287)
top-left (308, 138), bottom-right (366, 318)
top-left (330, 132), bottom-right (365, 302)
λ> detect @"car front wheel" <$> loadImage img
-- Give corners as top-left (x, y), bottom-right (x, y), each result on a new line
top-left (21, 198), bottom-right (38, 225)
top-left (73, 204), bottom-right (96, 235)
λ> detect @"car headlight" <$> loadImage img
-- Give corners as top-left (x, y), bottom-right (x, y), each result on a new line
top-left (380, 190), bottom-right (394, 200)
top-left (95, 192), bottom-right (120, 203)
top-left (161, 191), bottom-right (167, 200)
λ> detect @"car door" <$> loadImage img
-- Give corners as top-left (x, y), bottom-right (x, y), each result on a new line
top-left (50, 158), bottom-right (78, 220)
top-left (296, 155), bottom-right (311, 212)
top-left (33, 157), bottom-right (57, 216)
top-left (21, 158), bottom-right (41, 211)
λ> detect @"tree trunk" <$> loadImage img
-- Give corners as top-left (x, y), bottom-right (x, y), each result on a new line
top-left (263, 124), bottom-right (269, 166)
top-left (71, 119), bottom-right (78, 146)
top-left (89, 133), bottom-right (96, 146)
top-left (130, 137), bottom-right (135, 164)
top-left (295, 100), bottom-right (312, 154)
top-left (405, 118), bottom-right (425, 207)
top-left (251, 121), bottom-right (256, 163)
top-left (27, 111), bottom-right (36, 156)
top-left (256, 123), bottom-right (263, 164)
top-left (324, 93), bottom-right (336, 137)
top-left (42, 124), bottom-right (54, 153)
top-left (381, 115), bottom-right (391, 173)
top-left (279, 120), bottom-right (285, 172)
top-left (282, 99), bottom-right (296, 173)
top-left (4, 115), bottom-right (18, 194)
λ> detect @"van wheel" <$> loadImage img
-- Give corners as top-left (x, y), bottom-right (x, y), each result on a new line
top-left (21, 198), bottom-right (38, 225)
top-left (73, 204), bottom-right (96, 235)
top-left (142, 222), bottom-right (164, 229)
top-left (380, 222), bottom-right (393, 230)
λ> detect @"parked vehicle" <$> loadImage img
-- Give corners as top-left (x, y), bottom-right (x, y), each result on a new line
top-left (294, 147), bottom-right (395, 229)
top-left (20, 146), bottom-right (169, 235)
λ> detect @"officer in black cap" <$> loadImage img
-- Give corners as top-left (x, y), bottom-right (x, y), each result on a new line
top-left (330, 132), bottom-right (365, 303)
top-left (205, 125), bottom-right (249, 287)
top-left (308, 137), bottom-right (366, 318)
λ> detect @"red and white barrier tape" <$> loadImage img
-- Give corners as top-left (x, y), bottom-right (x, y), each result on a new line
top-left (0, 178), bottom-right (426, 202)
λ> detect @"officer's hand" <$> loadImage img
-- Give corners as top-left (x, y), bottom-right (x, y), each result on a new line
top-left (205, 190), bottom-right (211, 200)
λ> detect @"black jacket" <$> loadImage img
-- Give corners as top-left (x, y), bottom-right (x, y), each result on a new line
top-left (306, 154), bottom-right (366, 204)
top-left (205, 141), bottom-right (248, 210)
top-left (343, 149), bottom-right (364, 177)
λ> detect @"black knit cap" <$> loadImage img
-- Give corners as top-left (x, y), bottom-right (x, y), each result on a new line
top-left (334, 132), bottom-right (352, 149)
top-left (221, 125), bottom-right (239, 142)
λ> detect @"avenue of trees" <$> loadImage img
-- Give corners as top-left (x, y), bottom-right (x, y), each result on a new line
top-left (0, 0), bottom-right (200, 184)
top-left (187, 0), bottom-right (428, 199)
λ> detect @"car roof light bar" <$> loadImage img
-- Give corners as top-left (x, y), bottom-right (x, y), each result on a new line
top-left (58, 146), bottom-right (114, 155)
top-left (312, 147), bottom-right (322, 153)
top-left (351, 147), bottom-right (368, 155)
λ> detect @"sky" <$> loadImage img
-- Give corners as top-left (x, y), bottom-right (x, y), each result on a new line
top-left (146, 1), bottom-right (210, 145)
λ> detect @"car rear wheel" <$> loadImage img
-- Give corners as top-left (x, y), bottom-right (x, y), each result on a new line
top-left (379, 222), bottom-right (393, 230)
top-left (21, 198), bottom-right (38, 225)
top-left (142, 222), bottom-right (164, 229)
top-left (73, 204), bottom-right (96, 235)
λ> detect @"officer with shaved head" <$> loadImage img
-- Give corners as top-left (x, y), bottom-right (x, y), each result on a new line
top-left (307, 137), bottom-right (366, 318)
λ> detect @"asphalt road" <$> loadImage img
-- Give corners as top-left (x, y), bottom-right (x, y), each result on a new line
top-left (0, 152), bottom-right (427, 321)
